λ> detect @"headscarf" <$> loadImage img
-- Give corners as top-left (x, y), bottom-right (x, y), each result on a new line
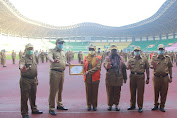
top-left (109, 54), bottom-right (121, 74)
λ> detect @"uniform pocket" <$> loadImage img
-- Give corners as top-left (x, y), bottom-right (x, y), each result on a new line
top-left (140, 62), bottom-right (145, 68)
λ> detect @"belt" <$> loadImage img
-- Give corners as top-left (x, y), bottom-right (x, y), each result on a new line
top-left (154, 74), bottom-right (168, 78)
top-left (21, 75), bottom-right (35, 79)
top-left (51, 69), bottom-right (63, 72)
top-left (131, 72), bottom-right (144, 75)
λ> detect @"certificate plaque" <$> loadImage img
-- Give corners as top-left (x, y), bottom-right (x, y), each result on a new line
top-left (69, 64), bottom-right (84, 75)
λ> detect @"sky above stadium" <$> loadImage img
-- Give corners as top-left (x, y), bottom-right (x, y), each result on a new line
top-left (9, 0), bottom-right (166, 27)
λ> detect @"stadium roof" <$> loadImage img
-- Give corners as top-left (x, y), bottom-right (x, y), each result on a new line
top-left (0, 0), bottom-right (177, 38)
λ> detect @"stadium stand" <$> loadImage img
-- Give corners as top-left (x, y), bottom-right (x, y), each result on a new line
top-left (49, 41), bottom-right (89, 52)
top-left (0, 37), bottom-right (51, 53)
top-left (128, 38), bottom-right (177, 51)
top-left (110, 42), bottom-right (132, 51)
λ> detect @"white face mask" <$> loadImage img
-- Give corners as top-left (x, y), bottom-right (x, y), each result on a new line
top-left (89, 51), bottom-right (95, 55)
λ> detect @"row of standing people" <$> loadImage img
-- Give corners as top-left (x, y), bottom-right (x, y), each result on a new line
top-left (18, 39), bottom-right (173, 118)
top-left (0, 50), bottom-right (49, 67)
top-left (81, 44), bottom-right (173, 113)
top-left (77, 47), bottom-right (177, 66)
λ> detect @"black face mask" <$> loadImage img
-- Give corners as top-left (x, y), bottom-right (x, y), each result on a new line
top-left (111, 50), bottom-right (117, 56)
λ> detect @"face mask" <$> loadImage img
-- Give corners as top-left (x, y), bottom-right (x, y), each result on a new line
top-left (26, 50), bottom-right (33, 55)
top-left (57, 44), bottom-right (63, 49)
top-left (158, 50), bottom-right (164, 55)
top-left (134, 51), bottom-right (140, 56)
top-left (111, 50), bottom-right (117, 56)
top-left (89, 51), bottom-right (95, 55)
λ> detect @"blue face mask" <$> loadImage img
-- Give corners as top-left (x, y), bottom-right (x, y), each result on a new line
top-left (134, 51), bottom-right (140, 56)
top-left (57, 44), bottom-right (63, 49)
top-left (158, 50), bottom-right (164, 55)
top-left (26, 50), bottom-right (34, 55)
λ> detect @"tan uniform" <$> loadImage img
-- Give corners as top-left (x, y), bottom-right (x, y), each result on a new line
top-left (84, 55), bottom-right (101, 108)
top-left (1, 51), bottom-right (6, 67)
top-left (175, 53), bottom-right (177, 66)
top-left (150, 55), bottom-right (173, 108)
top-left (19, 55), bottom-right (38, 116)
top-left (66, 51), bottom-right (73, 63)
top-left (127, 56), bottom-right (149, 108)
top-left (12, 52), bottom-right (16, 64)
top-left (104, 56), bottom-right (127, 107)
top-left (40, 52), bottom-right (45, 63)
top-left (78, 51), bottom-right (83, 63)
top-left (19, 51), bottom-right (23, 60)
top-left (34, 51), bottom-right (39, 64)
top-left (170, 52), bottom-right (175, 63)
top-left (127, 52), bottom-right (131, 60)
top-left (48, 47), bottom-right (66, 110)
top-left (0, 51), bottom-right (2, 65)
top-left (45, 51), bottom-right (48, 62)
top-left (124, 53), bottom-right (128, 62)
top-left (71, 51), bottom-right (74, 61)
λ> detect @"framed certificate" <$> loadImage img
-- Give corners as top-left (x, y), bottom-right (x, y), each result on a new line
top-left (69, 64), bottom-right (84, 75)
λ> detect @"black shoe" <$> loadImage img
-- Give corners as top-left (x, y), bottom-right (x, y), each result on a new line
top-left (152, 106), bottom-right (158, 111)
top-left (87, 107), bottom-right (91, 111)
top-left (57, 106), bottom-right (68, 110)
top-left (23, 115), bottom-right (30, 118)
top-left (49, 110), bottom-right (56, 115)
top-left (115, 108), bottom-right (120, 111)
top-left (32, 110), bottom-right (43, 114)
top-left (127, 106), bottom-right (136, 110)
top-left (3, 66), bottom-right (6, 67)
top-left (138, 108), bottom-right (143, 113)
top-left (160, 108), bottom-right (166, 112)
top-left (107, 106), bottom-right (112, 111)
top-left (93, 107), bottom-right (97, 111)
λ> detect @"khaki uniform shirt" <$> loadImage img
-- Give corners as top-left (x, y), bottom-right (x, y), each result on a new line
top-left (150, 55), bottom-right (173, 75)
top-left (1, 52), bottom-right (6, 59)
top-left (12, 52), bottom-right (16, 58)
top-left (78, 52), bottom-right (83, 59)
top-left (48, 47), bottom-right (66, 71)
top-left (41, 52), bottom-right (45, 57)
top-left (127, 56), bottom-right (149, 73)
top-left (19, 52), bottom-right (23, 58)
top-left (19, 55), bottom-right (37, 79)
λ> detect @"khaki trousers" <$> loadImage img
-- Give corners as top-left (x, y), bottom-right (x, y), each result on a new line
top-left (46, 57), bottom-right (48, 62)
top-left (12, 58), bottom-right (15, 64)
top-left (49, 70), bottom-right (64, 110)
top-left (35, 57), bottom-right (39, 64)
top-left (153, 75), bottom-right (169, 108)
top-left (20, 77), bottom-right (37, 116)
top-left (85, 83), bottom-right (99, 108)
top-left (130, 74), bottom-right (145, 108)
top-left (106, 85), bottom-right (121, 106)
top-left (2, 58), bottom-right (6, 66)
top-left (41, 57), bottom-right (44, 63)
top-left (78, 57), bottom-right (81, 63)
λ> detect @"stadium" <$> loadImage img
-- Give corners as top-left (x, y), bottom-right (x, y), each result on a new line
top-left (0, 0), bottom-right (177, 52)
top-left (0, 0), bottom-right (177, 118)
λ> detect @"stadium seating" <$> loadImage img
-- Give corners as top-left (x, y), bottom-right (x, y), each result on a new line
top-left (49, 41), bottom-right (89, 52)
top-left (110, 42), bottom-right (132, 51)
top-left (128, 38), bottom-right (177, 51)
top-left (0, 37), bottom-right (51, 53)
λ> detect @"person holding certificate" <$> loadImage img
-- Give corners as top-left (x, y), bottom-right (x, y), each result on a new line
top-left (81, 44), bottom-right (102, 111)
